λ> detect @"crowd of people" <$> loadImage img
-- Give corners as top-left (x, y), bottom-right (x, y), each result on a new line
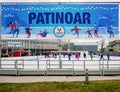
top-left (48, 52), bottom-right (111, 61)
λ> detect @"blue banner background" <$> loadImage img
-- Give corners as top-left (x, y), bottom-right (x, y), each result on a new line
top-left (1, 4), bottom-right (119, 36)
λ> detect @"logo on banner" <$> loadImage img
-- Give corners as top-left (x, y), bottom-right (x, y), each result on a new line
top-left (53, 26), bottom-right (66, 38)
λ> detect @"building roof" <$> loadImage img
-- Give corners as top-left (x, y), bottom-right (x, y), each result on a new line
top-left (109, 40), bottom-right (120, 46)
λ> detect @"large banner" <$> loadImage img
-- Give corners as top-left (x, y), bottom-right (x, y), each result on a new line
top-left (1, 4), bottom-right (119, 39)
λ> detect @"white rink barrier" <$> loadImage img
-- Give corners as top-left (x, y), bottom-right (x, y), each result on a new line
top-left (0, 59), bottom-right (120, 76)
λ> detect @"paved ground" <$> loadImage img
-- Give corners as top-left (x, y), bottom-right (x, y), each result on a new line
top-left (0, 76), bottom-right (120, 83)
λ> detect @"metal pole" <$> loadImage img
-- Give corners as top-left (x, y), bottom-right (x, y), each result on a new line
top-left (58, 40), bottom-right (62, 69)
top-left (107, 60), bottom-right (109, 69)
top-left (58, 48), bottom-right (61, 68)
top-left (35, 39), bottom-right (37, 55)
top-left (19, 41), bottom-right (21, 56)
top-left (37, 59), bottom-right (39, 69)
top-left (84, 60), bottom-right (85, 69)
top-left (67, 39), bottom-right (70, 52)
top-left (39, 40), bottom-right (41, 55)
top-left (0, 4), bottom-right (2, 68)
top-left (84, 69), bottom-right (89, 84)
top-left (28, 40), bottom-right (30, 55)
top-left (7, 41), bottom-right (8, 55)
top-left (15, 60), bottom-right (17, 69)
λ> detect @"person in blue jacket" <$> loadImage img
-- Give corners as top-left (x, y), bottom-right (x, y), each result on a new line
top-left (13, 21), bottom-right (19, 38)
top-left (107, 24), bottom-right (114, 38)
top-left (37, 29), bottom-right (49, 37)
top-left (25, 25), bottom-right (32, 38)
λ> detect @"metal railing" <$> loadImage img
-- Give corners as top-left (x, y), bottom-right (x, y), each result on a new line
top-left (0, 59), bottom-right (120, 75)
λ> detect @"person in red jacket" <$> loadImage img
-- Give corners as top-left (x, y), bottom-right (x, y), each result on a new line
top-left (71, 26), bottom-right (82, 38)
top-left (86, 28), bottom-right (92, 38)
top-left (9, 21), bottom-right (15, 34)
top-left (25, 25), bottom-right (32, 38)
top-left (92, 23), bottom-right (98, 37)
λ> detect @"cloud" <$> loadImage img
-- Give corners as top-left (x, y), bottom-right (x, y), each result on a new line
top-left (98, 16), bottom-right (108, 19)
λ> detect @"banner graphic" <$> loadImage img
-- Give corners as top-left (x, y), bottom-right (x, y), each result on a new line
top-left (1, 4), bottom-right (119, 39)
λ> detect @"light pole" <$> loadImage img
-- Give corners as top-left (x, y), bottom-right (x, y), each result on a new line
top-left (35, 39), bottom-right (37, 55)
top-left (67, 39), bottom-right (70, 52)
top-left (101, 39), bottom-right (105, 53)
top-left (96, 42), bottom-right (99, 52)
top-left (0, 5), bottom-right (1, 68)
top-left (28, 40), bottom-right (30, 55)
top-left (58, 39), bottom-right (62, 69)
top-left (84, 42), bottom-right (86, 51)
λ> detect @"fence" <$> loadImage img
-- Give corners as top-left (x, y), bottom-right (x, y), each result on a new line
top-left (0, 59), bottom-right (120, 76)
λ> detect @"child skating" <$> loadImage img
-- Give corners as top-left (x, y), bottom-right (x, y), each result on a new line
top-left (71, 26), bottom-right (82, 38)
top-left (92, 23), bottom-right (99, 37)
top-left (86, 28), bottom-right (92, 38)
top-left (25, 25), bottom-right (32, 38)
top-left (107, 24), bottom-right (114, 38)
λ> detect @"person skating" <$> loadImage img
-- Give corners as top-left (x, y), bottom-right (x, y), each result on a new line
top-left (83, 52), bottom-right (86, 59)
top-left (107, 24), bottom-right (114, 38)
top-left (71, 26), bottom-right (82, 38)
top-left (86, 28), bottom-right (92, 38)
top-left (25, 25), bottom-right (32, 38)
top-left (13, 21), bottom-right (19, 38)
top-left (68, 53), bottom-right (71, 61)
top-left (92, 23), bottom-right (98, 37)
top-left (99, 53), bottom-right (105, 60)
top-left (9, 21), bottom-right (15, 34)
top-left (107, 52), bottom-right (110, 60)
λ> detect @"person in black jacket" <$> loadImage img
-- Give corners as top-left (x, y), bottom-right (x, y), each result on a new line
top-left (99, 53), bottom-right (104, 60)
top-left (68, 53), bottom-right (71, 61)
top-left (83, 52), bottom-right (86, 59)
top-left (107, 53), bottom-right (110, 60)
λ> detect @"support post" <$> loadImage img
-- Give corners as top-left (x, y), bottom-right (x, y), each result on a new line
top-left (84, 69), bottom-right (89, 84)
top-left (28, 40), bottom-right (30, 55)
top-left (58, 42), bottom-right (62, 69)
top-left (0, 5), bottom-right (1, 69)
